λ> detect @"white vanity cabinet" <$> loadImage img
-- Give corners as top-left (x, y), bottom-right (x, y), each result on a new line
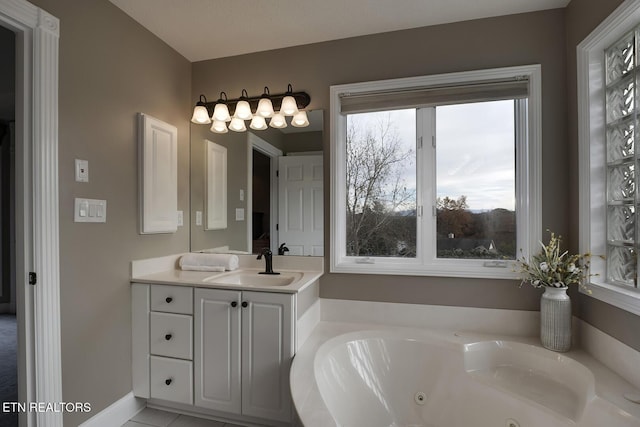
top-left (132, 284), bottom-right (194, 405)
top-left (132, 283), bottom-right (295, 425)
top-left (194, 288), bottom-right (294, 422)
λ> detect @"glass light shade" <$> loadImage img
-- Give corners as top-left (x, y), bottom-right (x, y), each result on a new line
top-left (213, 103), bottom-right (231, 122)
top-left (229, 117), bottom-right (247, 132)
top-left (191, 105), bottom-right (211, 124)
top-left (250, 115), bottom-right (268, 130)
top-left (291, 110), bottom-right (309, 127)
top-left (256, 97), bottom-right (275, 118)
top-left (210, 120), bottom-right (228, 134)
top-left (280, 95), bottom-right (298, 116)
top-left (234, 100), bottom-right (252, 120)
top-left (269, 112), bottom-right (287, 129)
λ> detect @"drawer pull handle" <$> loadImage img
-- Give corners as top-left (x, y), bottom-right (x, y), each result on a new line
top-left (165, 297), bottom-right (173, 303)
top-left (165, 378), bottom-right (172, 386)
top-left (165, 334), bottom-right (172, 341)
top-left (231, 301), bottom-right (237, 307)
top-left (241, 301), bottom-right (248, 308)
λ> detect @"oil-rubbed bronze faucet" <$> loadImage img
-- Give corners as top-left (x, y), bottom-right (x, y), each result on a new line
top-left (257, 248), bottom-right (280, 275)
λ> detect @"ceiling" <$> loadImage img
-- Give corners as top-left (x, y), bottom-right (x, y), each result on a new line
top-left (109, 0), bottom-right (570, 63)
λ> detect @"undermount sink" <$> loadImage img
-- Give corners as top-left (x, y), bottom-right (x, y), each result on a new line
top-left (203, 270), bottom-right (303, 287)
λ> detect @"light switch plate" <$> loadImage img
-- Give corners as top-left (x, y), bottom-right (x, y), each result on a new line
top-left (177, 210), bottom-right (183, 227)
top-left (195, 211), bottom-right (202, 226)
top-left (75, 159), bottom-right (89, 182)
top-left (74, 198), bottom-right (106, 222)
top-left (239, 189), bottom-right (244, 201)
top-left (235, 208), bottom-right (245, 221)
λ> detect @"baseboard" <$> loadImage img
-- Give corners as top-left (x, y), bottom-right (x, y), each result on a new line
top-left (78, 392), bottom-right (145, 427)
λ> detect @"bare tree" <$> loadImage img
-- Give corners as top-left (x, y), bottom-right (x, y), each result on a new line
top-left (346, 113), bottom-right (415, 256)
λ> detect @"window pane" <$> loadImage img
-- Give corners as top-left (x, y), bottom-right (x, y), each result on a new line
top-left (345, 110), bottom-right (417, 257)
top-left (435, 100), bottom-right (516, 260)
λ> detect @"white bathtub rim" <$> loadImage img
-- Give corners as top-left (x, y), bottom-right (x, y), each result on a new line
top-left (291, 321), bottom-right (640, 427)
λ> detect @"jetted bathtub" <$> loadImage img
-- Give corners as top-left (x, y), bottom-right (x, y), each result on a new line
top-left (291, 327), bottom-right (640, 427)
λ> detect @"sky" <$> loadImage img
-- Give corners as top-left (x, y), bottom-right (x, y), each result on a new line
top-left (348, 100), bottom-right (516, 212)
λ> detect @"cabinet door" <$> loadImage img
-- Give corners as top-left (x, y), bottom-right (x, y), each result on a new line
top-left (241, 291), bottom-right (295, 422)
top-left (194, 288), bottom-right (242, 414)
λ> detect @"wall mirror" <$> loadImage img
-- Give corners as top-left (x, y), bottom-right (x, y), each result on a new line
top-left (190, 110), bottom-right (324, 256)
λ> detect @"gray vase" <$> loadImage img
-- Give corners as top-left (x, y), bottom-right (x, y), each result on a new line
top-left (540, 286), bottom-right (571, 352)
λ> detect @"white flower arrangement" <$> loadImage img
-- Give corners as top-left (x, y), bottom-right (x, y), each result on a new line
top-left (517, 231), bottom-right (591, 293)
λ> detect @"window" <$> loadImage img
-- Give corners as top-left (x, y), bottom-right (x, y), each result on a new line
top-left (330, 65), bottom-right (542, 278)
top-left (578, 0), bottom-right (640, 315)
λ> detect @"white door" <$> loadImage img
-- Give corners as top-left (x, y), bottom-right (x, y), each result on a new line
top-left (194, 288), bottom-right (242, 414)
top-left (241, 291), bottom-right (294, 422)
top-left (278, 155), bottom-right (323, 256)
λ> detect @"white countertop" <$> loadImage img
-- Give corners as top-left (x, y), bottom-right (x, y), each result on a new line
top-left (131, 268), bottom-right (322, 294)
top-left (130, 253), bottom-right (324, 293)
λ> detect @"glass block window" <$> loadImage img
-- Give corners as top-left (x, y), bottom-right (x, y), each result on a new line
top-left (605, 28), bottom-right (639, 288)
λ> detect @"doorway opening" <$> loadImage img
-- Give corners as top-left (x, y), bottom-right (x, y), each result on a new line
top-left (252, 149), bottom-right (271, 254)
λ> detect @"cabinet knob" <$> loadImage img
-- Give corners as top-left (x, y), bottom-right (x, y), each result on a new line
top-left (231, 301), bottom-right (237, 307)
top-left (165, 334), bottom-right (172, 341)
top-left (241, 301), bottom-right (248, 308)
top-left (165, 378), bottom-right (172, 386)
top-left (165, 297), bottom-right (173, 303)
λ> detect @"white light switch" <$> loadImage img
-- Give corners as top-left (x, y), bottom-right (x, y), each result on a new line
top-left (177, 210), bottom-right (183, 227)
top-left (239, 189), bottom-right (244, 201)
top-left (235, 208), bottom-right (245, 221)
top-left (74, 198), bottom-right (106, 223)
top-left (195, 211), bottom-right (202, 226)
top-left (75, 159), bottom-right (89, 182)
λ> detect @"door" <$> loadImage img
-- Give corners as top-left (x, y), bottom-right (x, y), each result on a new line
top-left (241, 291), bottom-right (294, 422)
top-left (194, 288), bottom-right (242, 414)
top-left (278, 155), bottom-right (323, 256)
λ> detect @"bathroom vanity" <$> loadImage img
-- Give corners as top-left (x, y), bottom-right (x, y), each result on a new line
top-left (131, 254), bottom-right (322, 427)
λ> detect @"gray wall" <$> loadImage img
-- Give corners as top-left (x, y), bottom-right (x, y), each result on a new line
top-left (26, 0), bottom-right (191, 424)
top-left (565, 0), bottom-right (640, 352)
top-left (193, 9), bottom-right (567, 312)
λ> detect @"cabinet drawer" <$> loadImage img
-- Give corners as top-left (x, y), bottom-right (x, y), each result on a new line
top-left (150, 356), bottom-right (193, 405)
top-left (150, 312), bottom-right (193, 360)
top-left (151, 285), bottom-right (193, 314)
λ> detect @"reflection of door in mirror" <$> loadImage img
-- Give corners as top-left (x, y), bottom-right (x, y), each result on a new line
top-left (278, 155), bottom-right (324, 256)
top-left (248, 133), bottom-right (282, 255)
top-left (252, 150), bottom-right (271, 254)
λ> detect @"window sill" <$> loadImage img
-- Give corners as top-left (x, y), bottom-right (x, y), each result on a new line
top-left (581, 279), bottom-right (640, 316)
top-left (331, 259), bottom-right (520, 280)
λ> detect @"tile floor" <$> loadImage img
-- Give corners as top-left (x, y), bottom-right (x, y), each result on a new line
top-left (122, 407), bottom-right (246, 427)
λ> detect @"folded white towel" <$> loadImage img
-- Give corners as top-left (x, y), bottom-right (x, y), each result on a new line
top-left (180, 265), bottom-right (226, 272)
top-left (179, 253), bottom-right (239, 271)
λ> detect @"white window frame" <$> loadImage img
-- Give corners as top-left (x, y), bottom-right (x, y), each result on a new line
top-left (578, 0), bottom-right (640, 315)
top-left (330, 65), bottom-right (542, 279)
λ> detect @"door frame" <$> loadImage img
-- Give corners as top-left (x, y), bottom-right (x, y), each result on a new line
top-left (246, 133), bottom-right (282, 254)
top-left (0, 1), bottom-right (62, 426)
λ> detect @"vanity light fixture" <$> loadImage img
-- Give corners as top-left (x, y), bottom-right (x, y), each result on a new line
top-left (250, 115), bottom-right (268, 131)
top-left (269, 112), bottom-right (287, 129)
top-left (229, 117), bottom-right (247, 132)
top-left (210, 120), bottom-right (228, 134)
top-left (191, 95), bottom-right (211, 124)
top-left (190, 84), bottom-right (311, 133)
top-left (291, 110), bottom-right (309, 127)
top-left (234, 89), bottom-right (253, 120)
top-left (256, 87), bottom-right (275, 118)
top-left (212, 92), bottom-right (231, 122)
